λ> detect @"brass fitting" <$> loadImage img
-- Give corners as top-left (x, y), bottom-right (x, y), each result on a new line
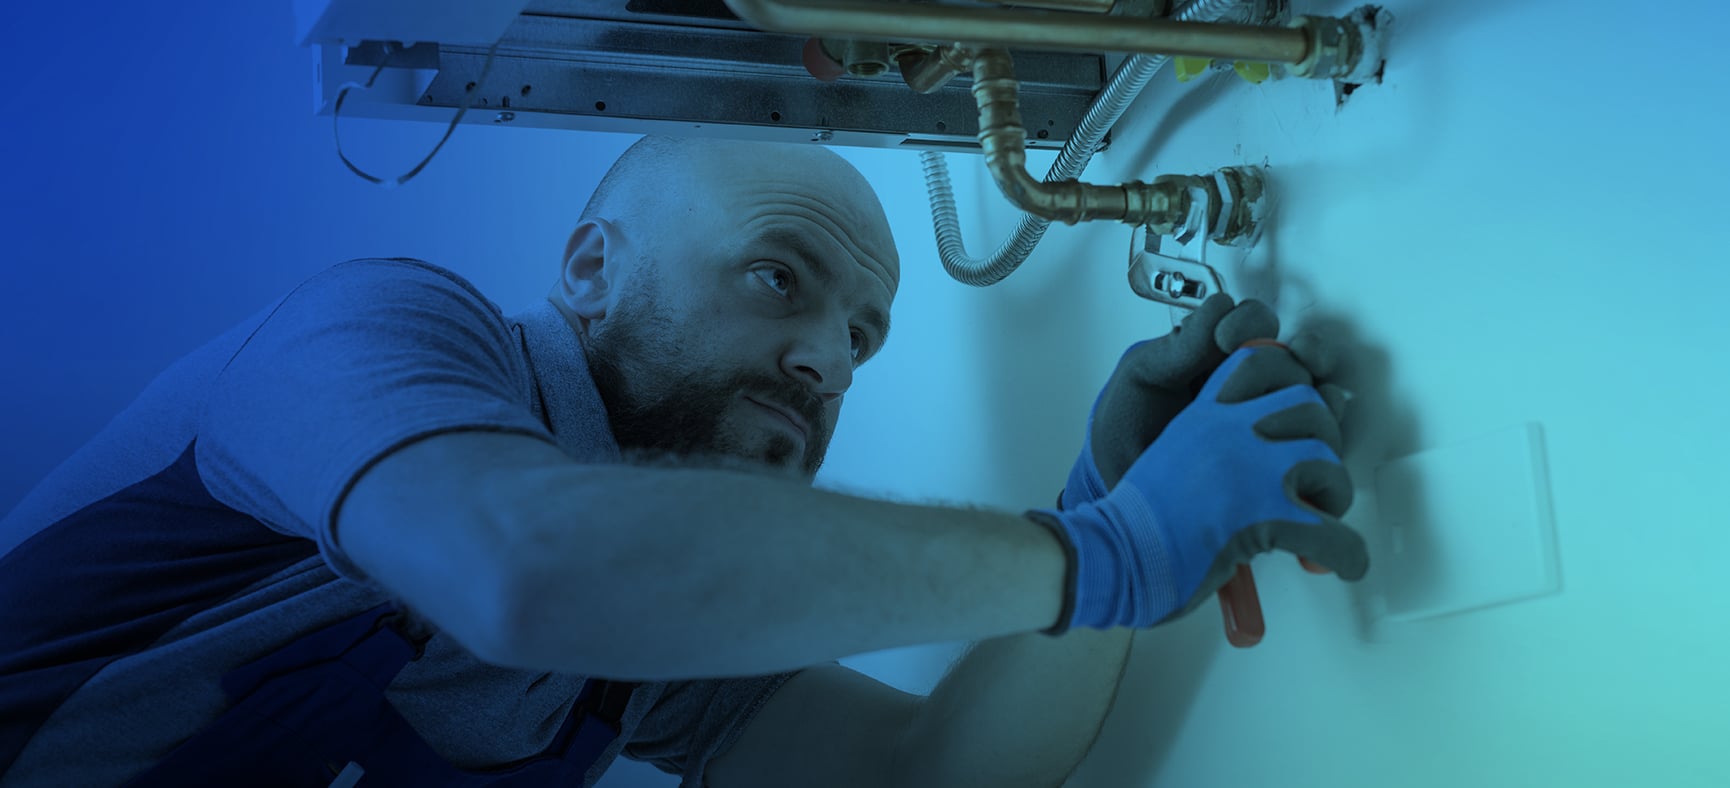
top-left (817, 38), bottom-right (893, 76)
top-left (1284, 6), bottom-right (1390, 84)
top-left (971, 48), bottom-right (1217, 232)
top-left (897, 44), bottom-right (973, 94)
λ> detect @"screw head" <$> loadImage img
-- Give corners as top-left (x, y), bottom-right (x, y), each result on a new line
top-left (1155, 271), bottom-right (1207, 300)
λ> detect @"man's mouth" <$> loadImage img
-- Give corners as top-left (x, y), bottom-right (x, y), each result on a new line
top-left (746, 397), bottom-right (809, 441)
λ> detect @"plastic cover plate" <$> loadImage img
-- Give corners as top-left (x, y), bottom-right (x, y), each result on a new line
top-left (1369, 422), bottom-right (1562, 623)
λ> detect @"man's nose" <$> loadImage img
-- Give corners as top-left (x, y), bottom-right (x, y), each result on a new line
top-left (782, 328), bottom-right (853, 399)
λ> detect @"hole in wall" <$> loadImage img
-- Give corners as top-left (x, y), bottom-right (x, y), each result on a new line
top-left (1334, 62), bottom-right (1386, 109)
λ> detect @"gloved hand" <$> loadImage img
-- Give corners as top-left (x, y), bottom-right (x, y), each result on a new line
top-left (1060, 294), bottom-right (1279, 510)
top-left (1031, 345), bottom-right (1370, 632)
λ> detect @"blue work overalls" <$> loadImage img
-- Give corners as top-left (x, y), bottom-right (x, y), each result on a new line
top-left (124, 603), bottom-right (638, 787)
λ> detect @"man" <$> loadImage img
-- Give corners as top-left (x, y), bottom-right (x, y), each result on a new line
top-left (0, 136), bottom-right (1367, 787)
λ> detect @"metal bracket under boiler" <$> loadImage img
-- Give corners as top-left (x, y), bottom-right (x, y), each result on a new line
top-left (315, 4), bottom-right (1106, 153)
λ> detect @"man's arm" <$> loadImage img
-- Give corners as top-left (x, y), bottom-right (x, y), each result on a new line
top-left (897, 628), bottom-right (1134, 787)
top-left (335, 430), bottom-right (1069, 679)
top-left (703, 664), bottom-right (919, 788)
top-left (706, 630), bottom-right (1133, 788)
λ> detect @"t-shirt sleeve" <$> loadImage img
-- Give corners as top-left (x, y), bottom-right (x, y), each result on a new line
top-left (624, 669), bottom-right (814, 788)
top-left (194, 258), bottom-right (555, 582)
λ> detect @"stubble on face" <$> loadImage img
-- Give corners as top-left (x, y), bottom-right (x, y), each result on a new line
top-left (582, 277), bottom-right (831, 480)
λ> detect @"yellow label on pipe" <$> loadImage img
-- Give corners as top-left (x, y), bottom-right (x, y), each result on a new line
top-left (1233, 60), bottom-right (1271, 84)
top-left (1174, 57), bottom-right (1212, 83)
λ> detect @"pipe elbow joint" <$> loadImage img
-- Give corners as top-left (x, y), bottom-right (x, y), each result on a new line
top-left (973, 49), bottom-right (1099, 226)
top-left (969, 47), bottom-right (1239, 237)
top-left (995, 166), bottom-right (1073, 224)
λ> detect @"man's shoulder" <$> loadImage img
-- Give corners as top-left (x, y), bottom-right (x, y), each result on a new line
top-left (273, 257), bottom-right (512, 333)
top-left (309, 257), bottom-right (491, 302)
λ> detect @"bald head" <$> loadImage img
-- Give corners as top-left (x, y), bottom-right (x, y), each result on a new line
top-left (575, 136), bottom-right (683, 228)
top-left (579, 136), bottom-right (877, 218)
top-left (570, 137), bottom-right (899, 289)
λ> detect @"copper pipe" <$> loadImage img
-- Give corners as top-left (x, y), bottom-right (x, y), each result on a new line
top-left (970, 48), bottom-right (1216, 231)
top-left (723, 0), bottom-right (1309, 63)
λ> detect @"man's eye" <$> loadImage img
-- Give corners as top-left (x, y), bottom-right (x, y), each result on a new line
top-left (754, 267), bottom-right (793, 296)
top-left (850, 329), bottom-right (866, 363)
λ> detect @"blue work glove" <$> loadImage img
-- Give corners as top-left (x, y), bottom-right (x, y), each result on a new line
top-left (1031, 345), bottom-right (1369, 632)
top-left (1061, 294), bottom-right (1279, 510)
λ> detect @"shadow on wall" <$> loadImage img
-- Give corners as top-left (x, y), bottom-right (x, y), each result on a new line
top-left (918, 12), bottom-right (1440, 775)
top-left (1052, 266), bottom-right (1426, 786)
top-left (1232, 188), bottom-right (1426, 641)
top-left (1287, 308), bottom-right (1424, 640)
top-left (978, 149), bottom-right (1424, 788)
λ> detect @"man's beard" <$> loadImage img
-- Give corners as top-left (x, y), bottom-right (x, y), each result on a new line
top-left (582, 297), bottom-right (830, 479)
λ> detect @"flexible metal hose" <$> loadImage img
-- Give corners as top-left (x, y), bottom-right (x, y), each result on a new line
top-left (923, 0), bottom-right (1243, 286)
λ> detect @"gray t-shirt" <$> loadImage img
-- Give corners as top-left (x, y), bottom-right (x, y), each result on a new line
top-left (0, 259), bottom-right (798, 786)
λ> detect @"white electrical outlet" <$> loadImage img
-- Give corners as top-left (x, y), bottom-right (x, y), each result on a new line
top-left (1368, 422), bottom-right (1562, 624)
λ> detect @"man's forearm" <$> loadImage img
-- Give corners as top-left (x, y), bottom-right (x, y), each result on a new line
top-left (497, 460), bottom-right (1071, 679)
top-left (896, 629), bottom-right (1134, 788)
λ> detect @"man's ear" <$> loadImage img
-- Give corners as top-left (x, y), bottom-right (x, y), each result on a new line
top-left (557, 219), bottom-right (620, 321)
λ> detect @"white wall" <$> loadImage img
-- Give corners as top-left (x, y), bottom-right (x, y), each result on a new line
top-left (1047, 2), bottom-right (1730, 786)
top-left (783, 1), bottom-right (1730, 786)
top-left (2, 1), bottom-right (1725, 786)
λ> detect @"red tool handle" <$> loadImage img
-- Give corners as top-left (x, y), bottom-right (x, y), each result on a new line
top-left (1217, 558), bottom-right (1332, 647)
top-left (1216, 340), bottom-right (1333, 647)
